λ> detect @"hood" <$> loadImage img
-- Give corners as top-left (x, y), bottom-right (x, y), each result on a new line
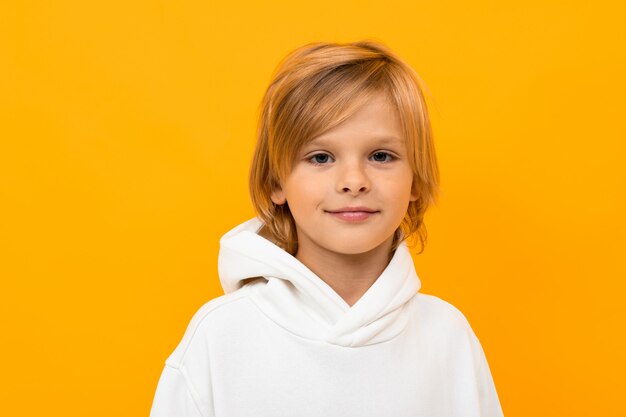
top-left (217, 217), bottom-right (422, 347)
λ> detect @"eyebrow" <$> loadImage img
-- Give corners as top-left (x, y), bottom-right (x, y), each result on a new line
top-left (307, 135), bottom-right (404, 146)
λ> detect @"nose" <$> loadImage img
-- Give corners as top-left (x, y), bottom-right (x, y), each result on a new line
top-left (336, 160), bottom-right (371, 195)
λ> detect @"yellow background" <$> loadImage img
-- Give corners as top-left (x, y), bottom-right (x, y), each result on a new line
top-left (1, 1), bottom-right (625, 416)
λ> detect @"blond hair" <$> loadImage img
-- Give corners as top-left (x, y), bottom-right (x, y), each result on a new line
top-left (249, 40), bottom-right (440, 256)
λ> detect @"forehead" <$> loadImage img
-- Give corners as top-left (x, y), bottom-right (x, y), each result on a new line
top-left (305, 93), bottom-right (404, 147)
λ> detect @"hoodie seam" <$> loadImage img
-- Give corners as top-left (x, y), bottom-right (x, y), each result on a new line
top-left (162, 364), bottom-right (208, 417)
top-left (166, 291), bottom-right (252, 368)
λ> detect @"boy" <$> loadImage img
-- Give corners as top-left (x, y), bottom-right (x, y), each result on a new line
top-left (150, 40), bottom-right (504, 417)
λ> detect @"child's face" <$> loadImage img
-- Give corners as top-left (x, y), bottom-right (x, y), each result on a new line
top-left (271, 91), bottom-right (418, 257)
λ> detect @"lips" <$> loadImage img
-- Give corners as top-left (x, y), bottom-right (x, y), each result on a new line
top-left (326, 206), bottom-right (378, 213)
top-left (325, 207), bottom-right (379, 222)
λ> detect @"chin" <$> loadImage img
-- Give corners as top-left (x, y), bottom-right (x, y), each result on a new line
top-left (329, 240), bottom-right (386, 255)
top-left (329, 230), bottom-right (395, 253)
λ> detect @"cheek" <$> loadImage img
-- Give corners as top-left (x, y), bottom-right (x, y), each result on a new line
top-left (284, 175), bottom-right (323, 209)
top-left (379, 169), bottom-right (414, 193)
top-left (288, 169), bottom-right (329, 193)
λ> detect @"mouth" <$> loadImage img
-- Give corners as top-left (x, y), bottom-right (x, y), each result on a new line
top-left (325, 206), bottom-right (378, 214)
top-left (325, 207), bottom-right (379, 222)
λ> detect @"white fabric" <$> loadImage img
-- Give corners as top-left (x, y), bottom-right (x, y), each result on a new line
top-left (150, 217), bottom-right (504, 417)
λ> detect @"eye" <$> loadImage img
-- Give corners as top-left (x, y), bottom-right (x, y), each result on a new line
top-left (370, 151), bottom-right (395, 163)
top-left (308, 153), bottom-right (334, 165)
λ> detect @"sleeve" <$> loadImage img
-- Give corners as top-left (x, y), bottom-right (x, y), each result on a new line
top-left (472, 335), bottom-right (505, 417)
top-left (149, 365), bottom-right (207, 417)
top-left (149, 298), bottom-right (225, 417)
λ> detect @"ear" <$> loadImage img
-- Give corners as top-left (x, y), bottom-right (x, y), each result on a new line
top-left (270, 185), bottom-right (287, 205)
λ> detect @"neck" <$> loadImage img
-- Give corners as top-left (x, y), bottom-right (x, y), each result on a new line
top-left (295, 236), bottom-right (395, 307)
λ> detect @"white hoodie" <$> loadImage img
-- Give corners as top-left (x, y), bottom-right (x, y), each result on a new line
top-left (150, 217), bottom-right (504, 417)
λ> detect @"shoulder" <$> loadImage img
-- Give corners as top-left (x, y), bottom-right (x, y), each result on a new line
top-left (413, 292), bottom-right (471, 324)
top-left (412, 292), bottom-right (480, 343)
top-left (410, 293), bottom-right (492, 368)
top-left (164, 287), bottom-right (255, 368)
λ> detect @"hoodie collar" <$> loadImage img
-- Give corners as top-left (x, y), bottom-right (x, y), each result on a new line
top-left (217, 217), bottom-right (421, 347)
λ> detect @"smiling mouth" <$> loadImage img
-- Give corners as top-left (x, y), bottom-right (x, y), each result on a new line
top-left (325, 210), bottom-right (378, 222)
top-left (325, 206), bottom-right (378, 213)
